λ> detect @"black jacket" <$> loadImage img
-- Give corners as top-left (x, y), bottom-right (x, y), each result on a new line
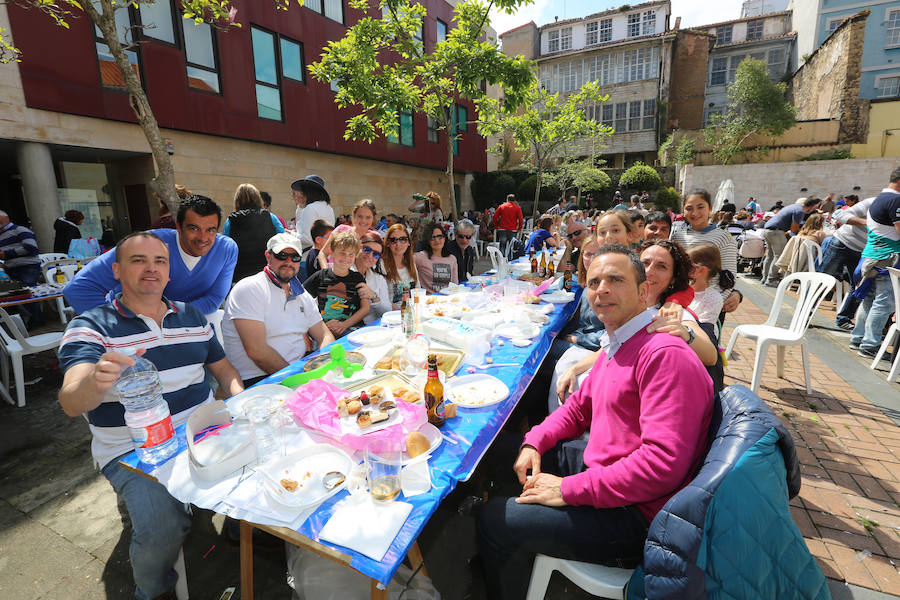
top-left (53, 218), bottom-right (81, 254)
top-left (447, 239), bottom-right (475, 282)
top-left (227, 209), bottom-right (277, 283)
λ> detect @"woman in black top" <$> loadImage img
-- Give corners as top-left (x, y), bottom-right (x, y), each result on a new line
top-left (53, 210), bottom-right (83, 254)
top-left (222, 183), bottom-right (282, 284)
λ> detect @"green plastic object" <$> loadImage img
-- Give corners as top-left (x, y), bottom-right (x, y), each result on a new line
top-left (279, 345), bottom-right (364, 388)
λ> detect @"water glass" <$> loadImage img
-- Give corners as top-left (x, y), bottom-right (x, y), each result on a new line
top-left (365, 439), bottom-right (402, 503)
top-left (244, 396), bottom-right (283, 464)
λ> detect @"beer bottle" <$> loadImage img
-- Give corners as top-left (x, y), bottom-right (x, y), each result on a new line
top-left (55, 270), bottom-right (66, 285)
top-left (547, 257), bottom-right (555, 278)
top-left (530, 250), bottom-right (537, 273)
top-left (539, 251), bottom-right (547, 277)
top-left (401, 293), bottom-right (414, 336)
top-left (563, 264), bottom-right (573, 292)
top-left (423, 354), bottom-right (445, 427)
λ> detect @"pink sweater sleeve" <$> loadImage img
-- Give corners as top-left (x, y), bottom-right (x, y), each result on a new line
top-left (560, 346), bottom-right (712, 509)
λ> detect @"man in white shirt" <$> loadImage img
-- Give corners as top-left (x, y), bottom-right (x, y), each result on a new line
top-left (222, 233), bottom-right (336, 387)
top-left (819, 194), bottom-right (871, 329)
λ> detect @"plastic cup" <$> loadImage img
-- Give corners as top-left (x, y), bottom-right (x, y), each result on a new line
top-left (365, 439), bottom-right (402, 503)
top-left (244, 396), bottom-right (281, 464)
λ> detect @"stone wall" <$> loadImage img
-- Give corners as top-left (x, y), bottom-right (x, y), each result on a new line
top-left (681, 157), bottom-right (900, 208)
top-left (789, 10), bottom-right (869, 144)
top-left (668, 30), bottom-right (715, 131)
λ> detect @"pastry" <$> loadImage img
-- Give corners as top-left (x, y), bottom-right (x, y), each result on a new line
top-left (380, 400), bottom-right (396, 411)
top-left (369, 409), bottom-right (390, 424)
top-left (368, 385), bottom-right (385, 403)
top-left (406, 431), bottom-right (430, 458)
top-left (347, 399), bottom-right (362, 414)
top-left (357, 412), bottom-right (372, 428)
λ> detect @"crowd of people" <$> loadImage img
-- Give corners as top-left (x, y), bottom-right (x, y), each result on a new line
top-left (0, 167), bottom-right (892, 599)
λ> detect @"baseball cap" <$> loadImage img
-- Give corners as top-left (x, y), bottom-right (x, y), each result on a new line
top-left (266, 233), bottom-right (303, 255)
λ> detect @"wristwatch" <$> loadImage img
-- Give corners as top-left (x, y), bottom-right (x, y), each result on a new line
top-left (684, 326), bottom-right (696, 345)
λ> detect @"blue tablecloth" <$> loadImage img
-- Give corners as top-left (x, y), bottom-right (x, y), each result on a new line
top-left (121, 288), bottom-right (580, 586)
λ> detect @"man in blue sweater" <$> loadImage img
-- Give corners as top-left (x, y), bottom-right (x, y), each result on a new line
top-left (64, 195), bottom-right (238, 318)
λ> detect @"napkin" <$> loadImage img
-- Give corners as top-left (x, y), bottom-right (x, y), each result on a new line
top-left (400, 460), bottom-right (432, 497)
top-left (318, 495), bottom-right (413, 561)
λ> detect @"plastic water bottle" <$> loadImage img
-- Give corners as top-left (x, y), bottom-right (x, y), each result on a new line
top-left (115, 350), bottom-right (177, 465)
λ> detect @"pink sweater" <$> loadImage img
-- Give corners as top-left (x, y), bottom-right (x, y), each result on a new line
top-left (524, 327), bottom-right (713, 523)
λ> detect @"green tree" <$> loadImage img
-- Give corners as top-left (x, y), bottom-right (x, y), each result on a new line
top-left (544, 158), bottom-right (610, 203)
top-left (618, 162), bottom-right (661, 192)
top-left (3, 0), bottom-right (299, 212)
top-left (310, 0), bottom-right (535, 220)
top-left (674, 137), bottom-right (696, 164)
top-left (654, 186), bottom-right (682, 211)
top-left (703, 58), bottom-right (796, 165)
top-left (477, 80), bottom-right (610, 221)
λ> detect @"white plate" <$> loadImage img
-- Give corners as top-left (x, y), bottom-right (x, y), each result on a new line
top-left (339, 385), bottom-right (403, 435)
top-left (494, 321), bottom-right (540, 339)
top-left (348, 326), bottom-right (395, 346)
top-left (540, 290), bottom-right (576, 304)
top-left (227, 384), bottom-right (293, 419)
top-left (260, 444), bottom-right (354, 509)
top-left (447, 374), bottom-right (510, 408)
top-left (402, 423), bottom-right (442, 464)
top-left (381, 311), bottom-right (402, 326)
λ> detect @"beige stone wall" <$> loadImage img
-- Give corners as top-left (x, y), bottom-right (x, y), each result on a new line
top-left (682, 157), bottom-right (900, 207)
top-left (0, 5), bottom-right (471, 227)
top-left (789, 11), bottom-right (869, 144)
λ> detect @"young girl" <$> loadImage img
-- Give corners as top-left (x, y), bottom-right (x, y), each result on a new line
top-left (687, 243), bottom-right (734, 327)
top-left (594, 210), bottom-right (633, 247)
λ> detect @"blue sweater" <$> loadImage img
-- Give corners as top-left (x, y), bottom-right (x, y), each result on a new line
top-left (63, 229), bottom-right (238, 316)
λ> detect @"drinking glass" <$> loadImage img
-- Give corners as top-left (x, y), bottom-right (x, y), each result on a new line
top-left (244, 396), bottom-right (282, 464)
top-left (365, 439), bottom-right (402, 503)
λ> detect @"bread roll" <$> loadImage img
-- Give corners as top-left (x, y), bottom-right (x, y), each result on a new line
top-left (347, 399), bottom-right (362, 414)
top-left (406, 431), bottom-right (430, 458)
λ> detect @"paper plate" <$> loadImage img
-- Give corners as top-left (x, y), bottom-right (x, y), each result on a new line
top-left (447, 374), bottom-right (510, 408)
top-left (381, 311), bottom-right (402, 326)
top-left (260, 444), bottom-right (354, 509)
top-left (347, 326), bottom-right (395, 346)
top-left (494, 321), bottom-right (540, 339)
top-left (402, 423), bottom-right (442, 464)
top-left (303, 351), bottom-right (367, 372)
top-left (540, 290), bottom-right (576, 304)
top-left (227, 384), bottom-right (292, 420)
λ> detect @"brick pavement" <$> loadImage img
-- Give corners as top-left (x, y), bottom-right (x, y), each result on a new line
top-left (722, 289), bottom-right (900, 594)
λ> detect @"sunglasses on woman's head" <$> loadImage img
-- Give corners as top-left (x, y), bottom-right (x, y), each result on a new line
top-left (272, 251), bottom-right (302, 263)
top-left (361, 246), bottom-right (382, 260)
top-left (388, 236), bottom-right (409, 244)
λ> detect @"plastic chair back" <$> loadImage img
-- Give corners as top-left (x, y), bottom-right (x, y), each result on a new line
top-left (767, 272), bottom-right (836, 334)
top-left (39, 252), bottom-right (68, 265)
top-left (802, 240), bottom-right (822, 273)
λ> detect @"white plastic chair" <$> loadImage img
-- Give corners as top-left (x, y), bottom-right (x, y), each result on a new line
top-left (41, 258), bottom-right (80, 324)
top-left (724, 272), bottom-right (836, 394)
top-left (870, 267), bottom-right (900, 383)
top-left (0, 305), bottom-right (64, 407)
top-left (802, 240), bottom-right (822, 273)
top-left (526, 555), bottom-right (632, 600)
top-left (472, 224), bottom-right (483, 260)
top-left (39, 252), bottom-right (69, 265)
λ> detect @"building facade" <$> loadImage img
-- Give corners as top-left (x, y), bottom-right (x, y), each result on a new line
top-left (0, 0), bottom-right (485, 249)
top-left (499, 1), bottom-right (673, 169)
top-left (791, 0), bottom-right (900, 100)
top-left (698, 10), bottom-right (796, 126)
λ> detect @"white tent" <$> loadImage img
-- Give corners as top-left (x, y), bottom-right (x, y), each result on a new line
top-left (713, 179), bottom-right (734, 213)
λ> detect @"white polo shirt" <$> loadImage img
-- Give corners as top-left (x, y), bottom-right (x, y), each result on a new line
top-left (222, 270), bottom-right (322, 380)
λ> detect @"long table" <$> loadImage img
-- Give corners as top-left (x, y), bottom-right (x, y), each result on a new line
top-left (120, 289), bottom-right (580, 598)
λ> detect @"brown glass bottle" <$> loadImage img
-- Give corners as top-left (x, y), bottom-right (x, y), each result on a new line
top-left (547, 258), bottom-right (555, 278)
top-left (563, 264), bottom-right (573, 292)
top-left (539, 251), bottom-right (547, 277)
top-left (423, 354), bottom-right (446, 427)
top-left (530, 250), bottom-right (537, 273)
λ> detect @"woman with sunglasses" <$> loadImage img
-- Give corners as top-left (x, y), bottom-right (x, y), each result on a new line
top-left (413, 222), bottom-right (458, 293)
top-left (383, 223), bottom-right (419, 308)
top-left (354, 232), bottom-right (392, 324)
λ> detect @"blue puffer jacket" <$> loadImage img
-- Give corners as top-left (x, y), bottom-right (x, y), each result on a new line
top-left (627, 385), bottom-right (831, 600)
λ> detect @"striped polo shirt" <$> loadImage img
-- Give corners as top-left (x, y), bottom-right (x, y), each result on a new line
top-left (58, 295), bottom-right (225, 468)
top-left (0, 222), bottom-right (40, 269)
top-left (671, 224), bottom-right (738, 301)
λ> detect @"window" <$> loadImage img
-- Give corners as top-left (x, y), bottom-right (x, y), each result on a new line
top-left (560, 60), bottom-right (578, 91)
top-left (746, 19), bottom-right (763, 40)
top-left (94, 3), bottom-right (141, 88)
top-left (182, 18), bottom-right (219, 93)
top-left (710, 57), bottom-right (727, 86)
top-left (599, 18), bottom-right (612, 43)
top-left (560, 27), bottom-right (572, 51)
top-left (453, 104), bottom-right (467, 155)
top-left (703, 108), bottom-right (723, 127)
top-left (436, 19), bottom-right (447, 43)
top-left (280, 38), bottom-right (304, 82)
top-left (627, 13), bottom-right (640, 37)
top-left (642, 10), bottom-right (656, 35)
top-left (139, 0), bottom-right (175, 44)
top-left (586, 21), bottom-right (598, 45)
top-left (878, 76), bottom-right (900, 98)
top-left (307, 0), bottom-right (342, 24)
top-left (388, 111), bottom-right (414, 146)
top-left (628, 101), bottom-right (642, 131)
top-left (620, 47), bottom-right (658, 83)
top-left (728, 55), bottom-right (743, 83)
top-left (766, 48), bottom-right (785, 79)
top-left (548, 29), bottom-right (560, 52)
top-left (600, 53), bottom-right (613, 85)
top-left (601, 104), bottom-right (613, 127)
top-left (888, 10), bottom-right (900, 47)
top-left (643, 99), bottom-right (656, 130)
top-left (826, 18), bottom-right (842, 35)
top-left (614, 102), bottom-right (627, 131)
top-left (251, 27), bottom-right (281, 120)
top-left (427, 116), bottom-right (439, 143)
top-left (716, 25), bottom-right (733, 44)
top-left (749, 51), bottom-right (765, 62)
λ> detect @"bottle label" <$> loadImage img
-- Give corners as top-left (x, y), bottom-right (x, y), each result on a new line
top-left (131, 416), bottom-right (175, 448)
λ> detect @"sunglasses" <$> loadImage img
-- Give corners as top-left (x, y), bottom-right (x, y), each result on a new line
top-left (272, 251), bottom-right (302, 263)
top-left (567, 230), bottom-right (586, 239)
top-left (388, 236), bottom-right (409, 244)
top-left (456, 233), bottom-right (472, 240)
top-left (361, 246), bottom-right (382, 260)
top-left (431, 234), bottom-right (445, 241)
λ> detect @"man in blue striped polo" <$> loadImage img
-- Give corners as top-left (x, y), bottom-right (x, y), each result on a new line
top-left (0, 210), bottom-right (43, 326)
top-left (58, 231), bottom-right (243, 600)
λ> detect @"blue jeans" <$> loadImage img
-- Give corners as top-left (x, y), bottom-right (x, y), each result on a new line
top-left (818, 238), bottom-right (862, 325)
top-left (850, 274), bottom-right (895, 353)
top-left (496, 229), bottom-right (516, 256)
top-left (102, 458), bottom-right (191, 600)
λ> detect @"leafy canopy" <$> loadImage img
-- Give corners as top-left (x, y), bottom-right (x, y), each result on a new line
top-left (618, 162), bottom-right (661, 191)
top-left (703, 57), bottom-right (796, 165)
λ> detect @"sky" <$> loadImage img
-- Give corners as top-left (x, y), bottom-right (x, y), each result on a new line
top-left (490, 0), bottom-right (747, 37)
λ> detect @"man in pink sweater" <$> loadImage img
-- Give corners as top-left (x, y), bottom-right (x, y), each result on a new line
top-left (476, 245), bottom-right (713, 600)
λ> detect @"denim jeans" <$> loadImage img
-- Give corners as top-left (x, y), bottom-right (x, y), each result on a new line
top-left (819, 238), bottom-right (863, 325)
top-left (102, 458), bottom-right (191, 600)
top-left (850, 274), bottom-right (895, 353)
top-left (496, 229), bottom-right (516, 256)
